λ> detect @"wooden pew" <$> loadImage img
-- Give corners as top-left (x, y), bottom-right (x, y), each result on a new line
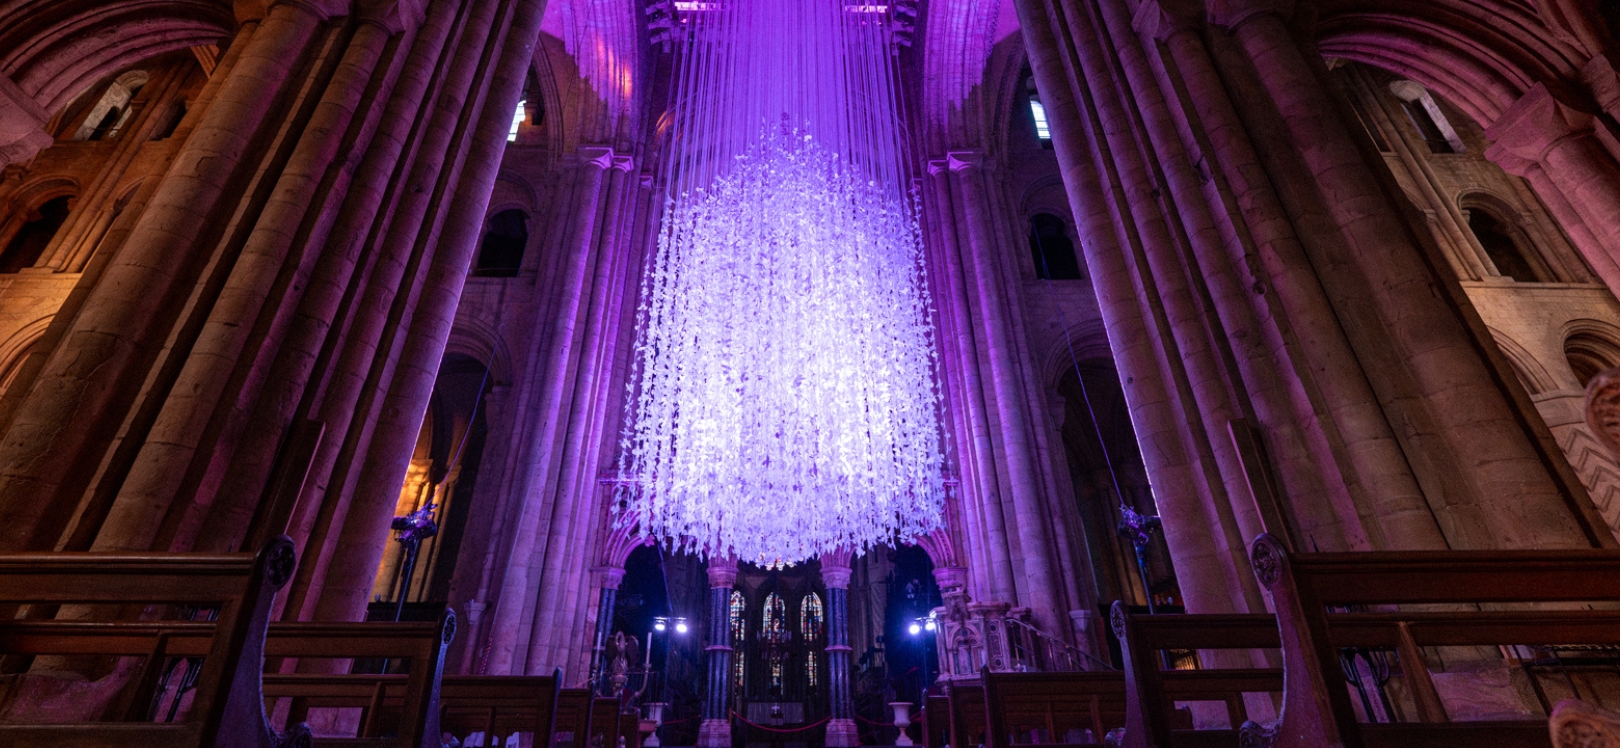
top-left (946, 680), bottom-right (986, 748)
top-left (0, 536), bottom-right (297, 747)
top-left (552, 687), bottom-right (599, 748)
top-left (919, 692), bottom-right (949, 748)
top-left (1246, 532), bottom-right (1620, 748)
top-left (1110, 601), bottom-right (1282, 748)
top-left (256, 610), bottom-right (455, 748)
top-left (438, 671), bottom-right (560, 747)
top-left (981, 669), bottom-right (1128, 748)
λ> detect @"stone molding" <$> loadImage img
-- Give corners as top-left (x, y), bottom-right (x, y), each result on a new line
top-left (706, 555), bottom-right (739, 588)
top-left (1131, 0), bottom-right (1206, 42)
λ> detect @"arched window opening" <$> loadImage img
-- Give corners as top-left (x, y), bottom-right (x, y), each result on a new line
top-left (1565, 331), bottom-right (1620, 387)
top-left (0, 196), bottom-right (72, 273)
top-left (761, 592), bottom-right (787, 692)
top-left (729, 590), bottom-right (747, 688)
top-left (1388, 80), bottom-right (1464, 155)
top-left (800, 592), bottom-right (823, 688)
top-left (1467, 209), bottom-right (1545, 282)
top-left (1022, 72), bottom-right (1052, 148)
top-left (72, 71), bottom-right (149, 142)
top-left (475, 209), bottom-right (528, 277)
top-left (1029, 213), bottom-right (1081, 280)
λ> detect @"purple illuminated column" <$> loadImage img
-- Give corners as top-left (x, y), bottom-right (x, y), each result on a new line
top-left (698, 556), bottom-right (739, 748)
top-left (823, 549), bottom-right (858, 747)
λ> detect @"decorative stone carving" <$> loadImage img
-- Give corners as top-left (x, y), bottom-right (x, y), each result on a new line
top-left (1586, 367), bottom-right (1620, 460)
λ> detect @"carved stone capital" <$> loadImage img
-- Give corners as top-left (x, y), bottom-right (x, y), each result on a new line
top-left (1550, 698), bottom-right (1620, 747)
top-left (593, 565), bottom-right (628, 590)
top-left (945, 151), bottom-right (982, 173)
top-left (357, 0), bottom-right (426, 33)
top-left (931, 565), bottom-right (969, 593)
top-left (1132, 0), bottom-right (1205, 41)
top-left (580, 145), bottom-right (617, 170)
top-left (926, 159), bottom-right (950, 177)
top-left (706, 555), bottom-right (739, 588)
top-left (1206, 0), bottom-right (1293, 31)
top-left (1485, 84), bottom-right (1596, 166)
top-left (613, 155), bottom-right (636, 172)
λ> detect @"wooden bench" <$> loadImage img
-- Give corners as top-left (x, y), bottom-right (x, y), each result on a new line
top-left (1110, 601), bottom-right (1282, 748)
top-left (255, 610), bottom-right (456, 748)
top-left (0, 536), bottom-right (297, 747)
top-left (945, 680), bottom-right (986, 748)
top-left (438, 672), bottom-right (560, 747)
top-left (981, 669), bottom-right (1128, 748)
top-left (1246, 532), bottom-right (1620, 748)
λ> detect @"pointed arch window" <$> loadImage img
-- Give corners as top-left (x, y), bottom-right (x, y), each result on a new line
top-left (729, 590), bottom-right (747, 688)
top-left (762, 593), bottom-right (787, 689)
top-left (801, 592), bottom-right (824, 688)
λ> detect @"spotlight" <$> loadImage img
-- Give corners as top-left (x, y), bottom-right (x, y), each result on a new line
top-left (675, 621), bottom-right (690, 635)
top-left (908, 622), bottom-right (922, 636)
top-left (655, 620), bottom-right (667, 632)
top-left (925, 619), bottom-right (937, 632)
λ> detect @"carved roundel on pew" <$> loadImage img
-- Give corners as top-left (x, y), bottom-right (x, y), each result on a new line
top-left (1109, 601), bottom-right (1128, 641)
top-left (1250, 534), bottom-right (1286, 589)
top-left (265, 536), bottom-right (298, 589)
top-left (442, 609), bottom-right (458, 646)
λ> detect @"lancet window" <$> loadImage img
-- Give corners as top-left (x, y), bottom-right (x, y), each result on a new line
top-left (801, 592), bottom-right (823, 688)
top-left (729, 590), bottom-right (747, 688)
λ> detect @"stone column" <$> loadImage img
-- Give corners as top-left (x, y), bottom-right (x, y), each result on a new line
top-left (1486, 84), bottom-right (1620, 295)
top-left (924, 160), bottom-right (1016, 603)
top-left (313, 0), bottom-right (543, 625)
top-left (1012, 0), bottom-right (1245, 614)
top-left (482, 145), bottom-right (613, 675)
top-left (823, 550), bottom-right (859, 747)
top-left (1221, 1), bottom-right (1598, 549)
top-left (945, 152), bottom-right (1064, 631)
top-left (99, 16), bottom-right (401, 555)
top-left (697, 556), bottom-right (738, 748)
top-left (0, 0), bottom-right (328, 552)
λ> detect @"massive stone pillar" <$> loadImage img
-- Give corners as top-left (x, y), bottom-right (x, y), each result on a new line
top-left (0, 0), bottom-right (335, 552)
top-left (481, 145), bottom-right (614, 675)
top-left (822, 550), bottom-right (859, 747)
top-left (1217, 0), bottom-right (1600, 549)
top-left (697, 557), bottom-right (739, 748)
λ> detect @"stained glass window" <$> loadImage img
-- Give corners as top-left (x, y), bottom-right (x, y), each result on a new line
top-left (729, 590), bottom-right (747, 688)
top-left (763, 593), bottom-right (786, 689)
top-left (801, 592), bottom-right (824, 688)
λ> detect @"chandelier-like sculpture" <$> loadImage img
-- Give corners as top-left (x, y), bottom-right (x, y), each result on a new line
top-left (616, 0), bottom-right (946, 563)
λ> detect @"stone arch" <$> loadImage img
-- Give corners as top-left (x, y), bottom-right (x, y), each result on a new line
top-left (1563, 319), bottom-right (1620, 387)
top-left (0, 175), bottom-right (79, 271)
top-left (1043, 318), bottom-right (1112, 390)
top-left (1458, 190), bottom-right (1557, 282)
top-left (0, 316), bottom-right (51, 397)
top-left (1487, 326), bottom-right (1559, 395)
top-left (1312, 0), bottom-right (1592, 128)
top-left (0, 0), bottom-right (234, 117)
top-left (445, 320), bottom-right (512, 387)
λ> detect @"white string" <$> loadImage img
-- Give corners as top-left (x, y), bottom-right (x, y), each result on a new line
top-left (619, 0), bottom-right (946, 564)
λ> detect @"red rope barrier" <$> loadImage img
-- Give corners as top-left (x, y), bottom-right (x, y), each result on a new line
top-left (730, 712), bottom-right (833, 733)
